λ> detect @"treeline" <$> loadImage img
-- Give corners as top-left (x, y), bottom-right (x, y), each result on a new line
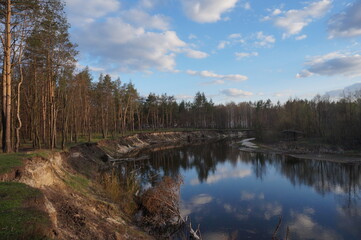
top-left (250, 95), bottom-right (361, 146)
top-left (1, 0), bottom-right (361, 153)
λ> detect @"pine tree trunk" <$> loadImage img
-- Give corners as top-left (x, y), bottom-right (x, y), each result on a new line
top-left (2, 0), bottom-right (13, 153)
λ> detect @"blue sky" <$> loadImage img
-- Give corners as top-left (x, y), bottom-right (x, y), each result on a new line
top-left (64, 0), bottom-right (361, 103)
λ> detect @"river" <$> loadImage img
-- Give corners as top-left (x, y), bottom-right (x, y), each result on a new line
top-left (129, 140), bottom-right (361, 239)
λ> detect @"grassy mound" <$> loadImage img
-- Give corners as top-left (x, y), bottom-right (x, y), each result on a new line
top-left (0, 182), bottom-right (51, 239)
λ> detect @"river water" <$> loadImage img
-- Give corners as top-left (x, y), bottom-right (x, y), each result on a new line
top-left (133, 140), bottom-right (361, 240)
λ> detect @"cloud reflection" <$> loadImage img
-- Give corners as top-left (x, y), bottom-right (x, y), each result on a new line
top-left (190, 166), bottom-right (251, 185)
top-left (180, 194), bottom-right (213, 217)
top-left (288, 210), bottom-right (342, 240)
top-left (240, 191), bottom-right (264, 201)
top-left (263, 202), bottom-right (282, 220)
top-left (202, 232), bottom-right (229, 240)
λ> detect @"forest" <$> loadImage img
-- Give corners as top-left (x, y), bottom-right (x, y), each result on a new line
top-left (1, 0), bottom-right (361, 153)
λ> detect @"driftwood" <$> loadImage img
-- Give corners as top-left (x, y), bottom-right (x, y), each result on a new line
top-left (184, 216), bottom-right (202, 240)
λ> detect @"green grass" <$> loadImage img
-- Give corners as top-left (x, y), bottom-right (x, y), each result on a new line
top-left (0, 152), bottom-right (51, 175)
top-left (0, 182), bottom-right (51, 239)
top-left (63, 172), bottom-right (90, 194)
top-left (0, 153), bottom-right (30, 175)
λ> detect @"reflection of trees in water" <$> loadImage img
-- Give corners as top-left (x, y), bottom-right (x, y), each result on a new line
top-left (242, 152), bottom-right (361, 216)
top-left (241, 152), bottom-right (361, 200)
top-left (277, 157), bottom-right (361, 197)
top-left (119, 141), bottom-right (240, 185)
top-left (238, 152), bottom-right (268, 180)
top-left (119, 141), bottom-right (361, 204)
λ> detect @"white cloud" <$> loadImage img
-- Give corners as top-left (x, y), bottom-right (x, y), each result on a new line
top-left (221, 88), bottom-right (254, 97)
top-left (67, 1), bottom-right (207, 73)
top-left (235, 52), bottom-right (259, 60)
top-left (266, 0), bottom-right (332, 38)
top-left (188, 34), bottom-right (197, 40)
top-left (122, 9), bottom-right (170, 30)
top-left (242, 2), bottom-right (251, 10)
top-left (175, 94), bottom-right (194, 101)
top-left (75, 17), bottom-right (186, 72)
top-left (228, 33), bottom-right (242, 39)
top-left (65, 0), bottom-right (120, 25)
top-left (217, 34), bottom-right (245, 50)
top-left (297, 52), bottom-right (361, 78)
top-left (217, 40), bottom-right (231, 49)
top-left (328, 1), bottom-right (361, 38)
top-left (76, 63), bottom-right (105, 72)
top-left (272, 9), bottom-right (282, 16)
top-left (296, 70), bottom-right (314, 78)
top-left (181, 0), bottom-right (239, 23)
top-left (295, 34), bottom-right (308, 40)
top-left (273, 90), bottom-right (294, 97)
top-left (184, 49), bottom-right (209, 59)
top-left (138, 0), bottom-right (160, 9)
top-left (202, 80), bottom-right (226, 85)
top-left (255, 32), bottom-right (276, 47)
top-left (187, 70), bottom-right (248, 83)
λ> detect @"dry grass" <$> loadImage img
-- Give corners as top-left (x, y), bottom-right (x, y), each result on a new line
top-left (139, 176), bottom-right (183, 238)
top-left (101, 170), bottom-right (140, 216)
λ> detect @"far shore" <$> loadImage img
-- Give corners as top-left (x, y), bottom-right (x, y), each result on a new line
top-left (239, 138), bottom-right (361, 163)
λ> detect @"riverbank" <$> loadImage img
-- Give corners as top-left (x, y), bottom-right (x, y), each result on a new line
top-left (240, 138), bottom-right (361, 163)
top-left (0, 130), bottom-right (241, 239)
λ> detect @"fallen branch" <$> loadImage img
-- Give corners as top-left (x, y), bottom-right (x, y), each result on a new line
top-left (188, 219), bottom-right (201, 240)
top-left (272, 216), bottom-right (282, 240)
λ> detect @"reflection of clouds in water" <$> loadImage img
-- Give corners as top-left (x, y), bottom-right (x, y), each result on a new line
top-left (303, 207), bottom-right (315, 215)
top-left (191, 194), bottom-right (213, 205)
top-left (289, 209), bottom-right (342, 240)
top-left (223, 197), bottom-right (283, 221)
top-left (263, 202), bottom-right (282, 220)
top-left (190, 166), bottom-right (251, 185)
top-left (223, 203), bottom-right (252, 220)
top-left (336, 206), bottom-right (361, 237)
top-left (241, 191), bottom-right (255, 200)
top-left (314, 181), bottom-right (348, 195)
top-left (180, 194), bottom-right (213, 217)
top-left (202, 232), bottom-right (229, 240)
top-left (241, 191), bottom-right (264, 201)
top-left (223, 192), bottom-right (282, 221)
top-left (333, 185), bottom-right (346, 194)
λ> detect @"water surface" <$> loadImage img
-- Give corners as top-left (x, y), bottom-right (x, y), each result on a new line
top-left (134, 141), bottom-right (361, 240)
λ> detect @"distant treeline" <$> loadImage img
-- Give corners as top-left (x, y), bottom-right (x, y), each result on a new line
top-left (1, 0), bottom-right (361, 152)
